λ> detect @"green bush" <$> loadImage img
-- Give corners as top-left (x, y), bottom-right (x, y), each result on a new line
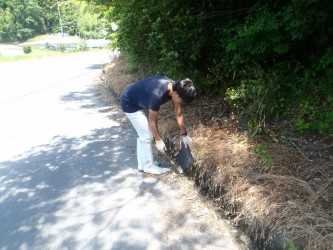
top-left (95, 0), bottom-right (333, 135)
top-left (254, 144), bottom-right (272, 169)
top-left (59, 44), bottom-right (66, 52)
top-left (77, 42), bottom-right (88, 51)
top-left (23, 46), bottom-right (32, 54)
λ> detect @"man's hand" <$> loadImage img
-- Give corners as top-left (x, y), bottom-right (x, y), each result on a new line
top-left (181, 135), bottom-right (192, 148)
top-left (155, 139), bottom-right (167, 153)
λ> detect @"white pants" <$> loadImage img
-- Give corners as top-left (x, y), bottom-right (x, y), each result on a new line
top-left (126, 110), bottom-right (154, 170)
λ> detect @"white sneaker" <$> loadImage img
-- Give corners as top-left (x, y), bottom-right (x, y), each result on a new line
top-left (143, 164), bottom-right (170, 175)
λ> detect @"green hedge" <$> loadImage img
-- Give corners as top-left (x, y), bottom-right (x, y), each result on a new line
top-left (101, 0), bottom-right (333, 135)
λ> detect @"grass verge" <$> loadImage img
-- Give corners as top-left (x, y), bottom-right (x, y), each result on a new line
top-left (102, 55), bottom-right (333, 250)
top-left (0, 47), bottom-right (106, 63)
top-left (0, 48), bottom-right (64, 63)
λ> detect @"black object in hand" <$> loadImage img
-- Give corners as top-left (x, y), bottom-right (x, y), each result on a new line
top-left (175, 140), bottom-right (194, 173)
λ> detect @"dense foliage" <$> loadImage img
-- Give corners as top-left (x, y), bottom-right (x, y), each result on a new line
top-left (0, 0), bottom-right (45, 41)
top-left (95, 0), bottom-right (333, 134)
top-left (0, 0), bottom-right (108, 42)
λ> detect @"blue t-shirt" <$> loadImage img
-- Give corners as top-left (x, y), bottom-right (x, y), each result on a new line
top-left (120, 75), bottom-right (171, 113)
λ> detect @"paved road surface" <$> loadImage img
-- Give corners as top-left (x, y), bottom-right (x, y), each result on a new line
top-left (0, 52), bottom-right (247, 250)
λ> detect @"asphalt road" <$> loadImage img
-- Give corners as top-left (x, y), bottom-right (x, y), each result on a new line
top-left (0, 51), bottom-right (246, 250)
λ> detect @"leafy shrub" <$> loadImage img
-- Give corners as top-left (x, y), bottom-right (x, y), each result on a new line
top-left (23, 46), bottom-right (32, 54)
top-left (254, 144), bottom-right (272, 169)
top-left (95, 0), bottom-right (333, 135)
top-left (59, 44), bottom-right (66, 52)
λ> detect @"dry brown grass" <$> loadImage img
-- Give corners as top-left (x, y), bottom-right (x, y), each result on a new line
top-left (102, 55), bottom-right (333, 250)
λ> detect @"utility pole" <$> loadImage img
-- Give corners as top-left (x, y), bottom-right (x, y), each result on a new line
top-left (57, 0), bottom-right (64, 36)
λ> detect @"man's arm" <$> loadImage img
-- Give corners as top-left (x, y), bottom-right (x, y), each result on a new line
top-left (148, 110), bottom-right (161, 140)
top-left (173, 102), bottom-right (187, 135)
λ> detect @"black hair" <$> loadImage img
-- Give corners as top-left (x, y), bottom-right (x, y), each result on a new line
top-left (173, 78), bottom-right (197, 103)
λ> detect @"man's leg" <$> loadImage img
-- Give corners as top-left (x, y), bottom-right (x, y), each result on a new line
top-left (136, 138), bottom-right (143, 171)
top-left (126, 110), bottom-right (153, 171)
top-left (125, 110), bottom-right (169, 174)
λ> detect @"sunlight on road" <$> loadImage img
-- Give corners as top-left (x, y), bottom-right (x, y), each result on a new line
top-left (0, 52), bottom-right (113, 161)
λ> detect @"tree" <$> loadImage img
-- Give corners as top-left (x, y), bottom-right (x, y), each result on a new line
top-left (0, 0), bottom-right (108, 42)
top-left (90, 0), bottom-right (333, 134)
top-left (0, 0), bottom-right (46, 41)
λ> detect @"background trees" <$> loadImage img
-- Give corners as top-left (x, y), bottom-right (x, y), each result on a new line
top-left (0, 0), bottom-right (108, 42)
top-left (0, 0), bottom-right (45, 41)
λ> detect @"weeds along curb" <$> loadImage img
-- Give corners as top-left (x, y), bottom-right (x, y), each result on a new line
top-left (189, 162), bottom-right (292, 250)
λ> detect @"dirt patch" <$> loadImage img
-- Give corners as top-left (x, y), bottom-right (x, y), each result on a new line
top-left (102, 55), bottom-right (333, 250)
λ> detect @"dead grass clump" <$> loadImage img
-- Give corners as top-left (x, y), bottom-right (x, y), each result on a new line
top-left (157, 97), bottom-right (333, 249)
top-left (190, 123), bottom-right (332, 249)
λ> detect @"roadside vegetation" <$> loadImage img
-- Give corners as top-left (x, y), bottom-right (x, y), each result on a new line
top-left (95, 1), bottom-right (333, 249)
top-left (94, 0), bottom-right (333, 136)
top-left (0, 47), bottom-right (62, 63)
top-left (0, 47), bottom-right (107, 63)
